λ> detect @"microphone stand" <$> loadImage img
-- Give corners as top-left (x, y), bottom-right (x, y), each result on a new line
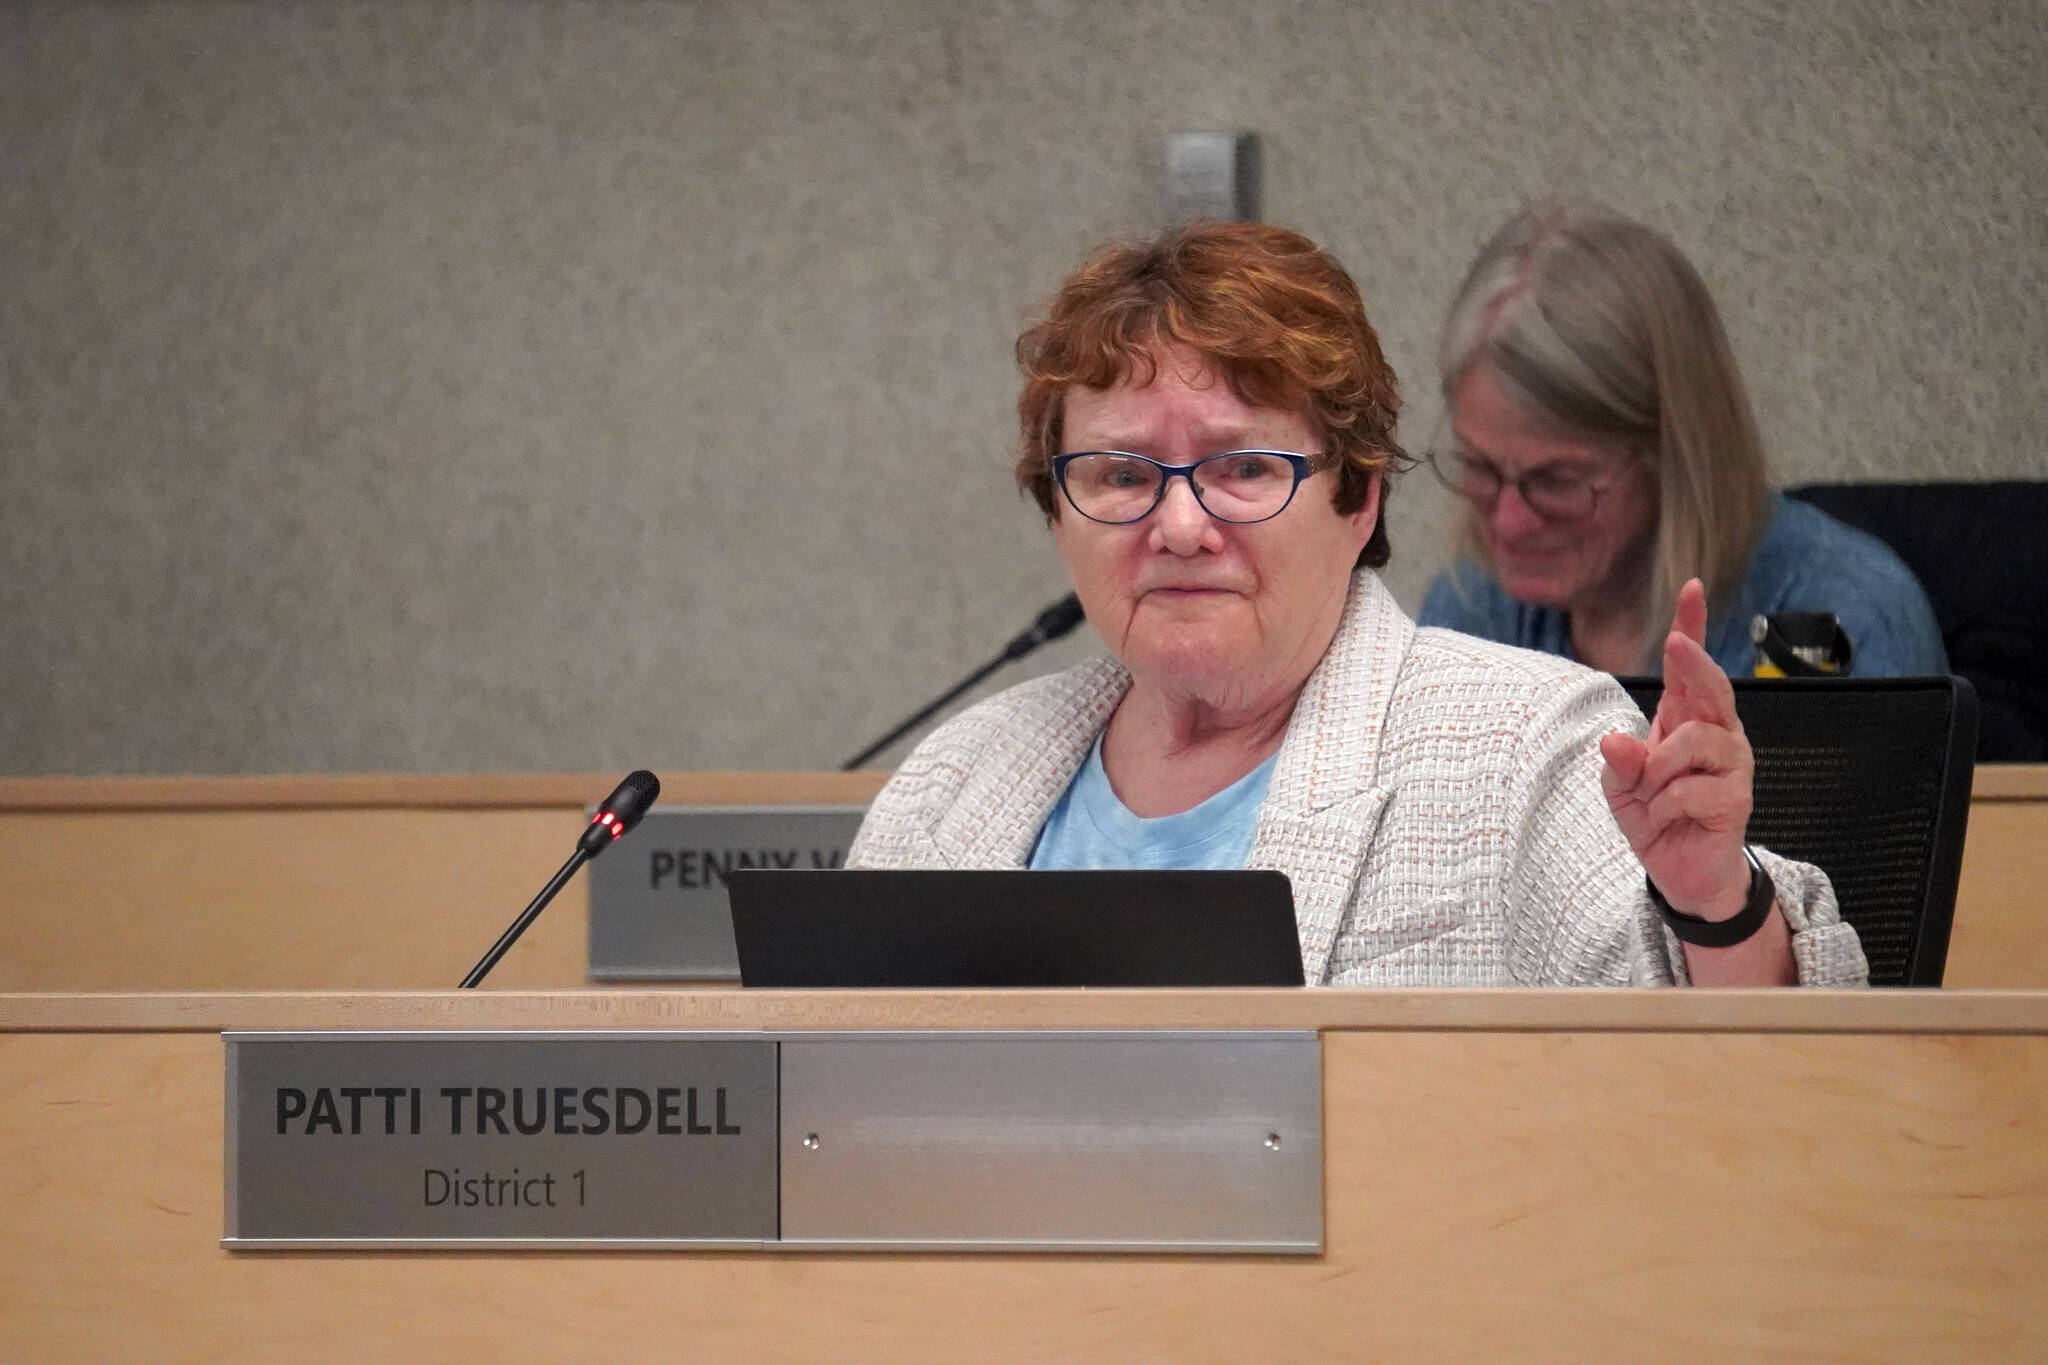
top-left (842, 593), bottom-right (1085, 770)
top-left (459, 848), bottom-right (589, 989)
top-left (459, 770), bottom-right (660, 988)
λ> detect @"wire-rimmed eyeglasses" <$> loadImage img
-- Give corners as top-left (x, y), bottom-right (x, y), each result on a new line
top-left (1051, 450), bottom-right (1318, 525)
top-left (1426, 444), bottom-right (1643, 521)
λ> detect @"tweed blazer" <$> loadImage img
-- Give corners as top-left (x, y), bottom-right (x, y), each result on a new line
top-left (850, 571), bottom-right (1869, 987)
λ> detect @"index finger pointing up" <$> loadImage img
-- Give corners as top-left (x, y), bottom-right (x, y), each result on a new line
top-left (1659, 617), bottom-right (1740, 733)
top-left (1669, 577), bottom-right (1708, 648)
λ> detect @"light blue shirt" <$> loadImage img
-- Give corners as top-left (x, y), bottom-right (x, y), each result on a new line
top-left (1418, 494), bottom-right (1950, 677)
top-left (1028, 739), bottom-right (1279, 870)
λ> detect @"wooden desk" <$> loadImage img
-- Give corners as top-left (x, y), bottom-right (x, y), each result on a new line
top-left (1946, 766), bottom-right (2048, 986)
top-left (2, 989), bottom-right (2042, 1361)
top-left (0, 772), bottom-right (886, 991)
top-left (2, 767), bottom-right (2042, 989)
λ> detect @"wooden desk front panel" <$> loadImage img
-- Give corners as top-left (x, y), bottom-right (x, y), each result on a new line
top-left (1945, 793), bottom-right (2048, 988)
top-left (1, 1020), bottom-right (2041, 1361)
top-left (0, 806), bottom-right (587, 991)
top-left (0, 772), bottom-right (887, 992)
top-left (0, 767), bottom-right (2040, 989)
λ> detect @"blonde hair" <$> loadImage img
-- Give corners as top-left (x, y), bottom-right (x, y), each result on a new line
top-left (1439, 202), bottom-right (1770, 664)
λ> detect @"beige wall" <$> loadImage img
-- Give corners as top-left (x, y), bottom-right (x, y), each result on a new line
top-left (4, 0), bottom-right (2043, 776)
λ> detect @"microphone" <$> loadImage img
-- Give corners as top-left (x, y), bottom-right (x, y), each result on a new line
top-left (576, 769), bottom-right (661, 856)
top-left (999, 593), bottom-right (1087, 662)
top-left (459, 770), bottom-right (661, 988)
top-left (842, 593), bottom-right (1086, 770)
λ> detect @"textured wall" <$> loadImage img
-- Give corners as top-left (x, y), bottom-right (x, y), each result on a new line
top-left (3, 0), bottom-right (2043, 776)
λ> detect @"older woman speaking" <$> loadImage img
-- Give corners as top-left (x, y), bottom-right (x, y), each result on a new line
top-left (849, 221), bottom-right (1865, 989)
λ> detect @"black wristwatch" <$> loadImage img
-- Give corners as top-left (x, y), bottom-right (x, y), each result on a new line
top-left (1649, 847), bottom-right (1777, 948)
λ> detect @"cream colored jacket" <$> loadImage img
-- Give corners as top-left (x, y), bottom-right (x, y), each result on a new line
top-left (849, 572), bottom-right (1868, 987)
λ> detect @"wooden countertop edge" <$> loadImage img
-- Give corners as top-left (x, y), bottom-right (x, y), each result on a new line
top-left (1971, 765), bottom-right (2048, 799)
top-left (1, 766), bottom-right (2040, 810)
top-left (0, 771), bottom-right (893, 811)
top-left (3, 988), bottom-right (2044, 1035)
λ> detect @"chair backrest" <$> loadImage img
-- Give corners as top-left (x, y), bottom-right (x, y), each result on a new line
top-left (1616, 676), bottom-right (1978, 986)
top-left (1785, 482), bottom-right (2048, 761)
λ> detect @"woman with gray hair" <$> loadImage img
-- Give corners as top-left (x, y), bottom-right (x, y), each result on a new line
top-left (1419, 202), bottom-right (1946, 678)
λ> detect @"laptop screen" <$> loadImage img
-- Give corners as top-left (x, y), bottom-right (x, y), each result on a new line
top-left (725, 868), bottom-right (1304, 987)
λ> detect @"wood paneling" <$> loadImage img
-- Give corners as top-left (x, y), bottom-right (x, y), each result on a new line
top-left (0, 767), bottom-right (2038, 989)
top-left (6, 988), bottom-right (2047, 1037)
top-left (1946, 788), bottom-right (2048, 988)
top-left (0, 772), bottom-right (887, 992)
top-left (1, 991), bottom-right (2042, 1362)
top-left (0, 770), bottom-right (891, 811)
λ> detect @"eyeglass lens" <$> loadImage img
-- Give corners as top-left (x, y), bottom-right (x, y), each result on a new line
top-left (1062, 452), bottom-right (1299, 524)
top-left (1439, 449), bottom-right (1604, 519)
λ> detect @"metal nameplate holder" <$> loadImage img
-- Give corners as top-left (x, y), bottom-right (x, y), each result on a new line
top-left (225, 1030), bottom-right (1321, 1253)
top-left (585, 805), bottom-right (866, 981)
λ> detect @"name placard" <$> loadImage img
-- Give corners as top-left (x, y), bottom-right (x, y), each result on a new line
top-left (226, 1033), bottom-right (778, 1247)
top-left (586, 805), bottom-right (865, 980)
top-left (226, 1031), bottom-right (1322, 1253)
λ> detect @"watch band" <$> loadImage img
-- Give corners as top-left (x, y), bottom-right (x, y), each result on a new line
top-left (1649, 847), bottom-right (1777, 949)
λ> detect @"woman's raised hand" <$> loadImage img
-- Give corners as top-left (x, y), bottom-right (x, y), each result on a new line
top-left (1597, 579), bottom-right (1755, 920)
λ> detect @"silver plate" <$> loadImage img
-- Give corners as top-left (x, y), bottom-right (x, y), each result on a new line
top-left (224, 1029), bottom-right (1322, 1253)
top-left (225, 1032), bottom-right (778, 1249)
top-left (779, 1031), bottom-right (1321, 1252)
top-left (586, 805), bottom-right (865, 980)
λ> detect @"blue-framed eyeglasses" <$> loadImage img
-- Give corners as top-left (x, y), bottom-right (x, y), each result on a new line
top-left (1051, 450), bottom-right (1318, 525)
top-left (1427, 444), bottom-right (1644, 521)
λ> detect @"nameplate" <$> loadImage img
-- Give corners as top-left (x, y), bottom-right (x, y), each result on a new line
top-left (225, 1033), bottom-right (778, 1247)
top-left (586, 805), bottom-right (865, 980)
top-left (225, 1031), bottom-right (1321, 1252)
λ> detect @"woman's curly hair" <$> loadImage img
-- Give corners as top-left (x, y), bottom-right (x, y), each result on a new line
top-left (1015, 220), bottom-right (1405, 567)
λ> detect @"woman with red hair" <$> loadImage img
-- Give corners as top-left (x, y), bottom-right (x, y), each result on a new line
top-left (850, 221), bottom-right (1864, 989)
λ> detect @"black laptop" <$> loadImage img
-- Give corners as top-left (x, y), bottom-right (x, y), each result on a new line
top-left (725, 868), bottom-right (1303, 987)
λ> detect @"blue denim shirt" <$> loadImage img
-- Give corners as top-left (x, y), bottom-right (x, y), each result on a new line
top-left (1418, 494), bottom-right (1950, 677)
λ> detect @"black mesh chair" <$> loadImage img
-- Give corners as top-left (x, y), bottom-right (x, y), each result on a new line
top-left (1786, 482), bottom-right (2048, 761)
top-left (1617, 676), bottom-right (1978, 986)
